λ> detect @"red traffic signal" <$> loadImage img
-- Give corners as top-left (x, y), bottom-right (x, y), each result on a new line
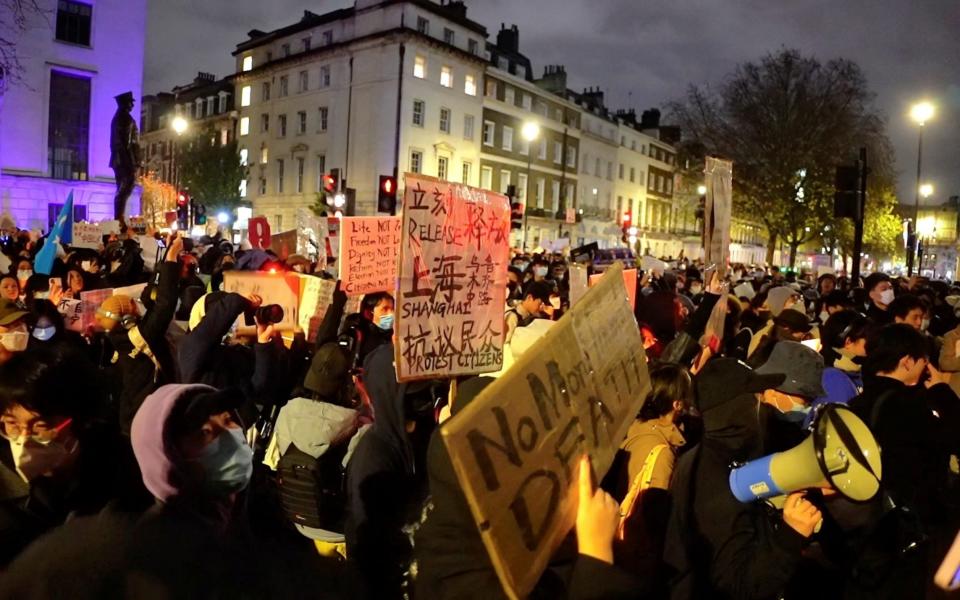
top-left (378, 174), bottom-right (398, 214)
top-left (177, 192), bottom-right (188, 207)
top-left (621, 212), bottom-right (631, 225)
top-left (322, 173), bottom-right (336, 194)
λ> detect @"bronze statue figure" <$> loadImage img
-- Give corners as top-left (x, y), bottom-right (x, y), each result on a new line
top-left (109, 91), bottom-right (141, 227)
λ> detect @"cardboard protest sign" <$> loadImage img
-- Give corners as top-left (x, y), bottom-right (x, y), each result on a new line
top-left (296, 208), bottom-right (328, 264)
top-left (297, 274), bottom-right (337, 342)
top-left (72, 222), bottom-right (102, 249)
top-left (222, 271), bottom-right (300, 330)
top-left (79, 288), bottom-right (113, 331)
top-left (590, 268), bottom-right (637, 310)
top-left (703, 157), bottom-right (733, 278)
top-left (128, 216), bottom-right (147, 235)
top-left (270, 229), bottom-right (298, 260)
top-left (568, 264), bottom-right (589, 307)
top-left (248, 217), bottom-right (271, 249)
top-left (440, 264), bottom-right (649, 599)
top-left (337, 217), bottom-right (401, 296)
top-left (100, 220), bottom-right (121, 236)
top-left (396, 174), bottom-right (511, 381)
top-left (56, 298), bottom-right (83, 332)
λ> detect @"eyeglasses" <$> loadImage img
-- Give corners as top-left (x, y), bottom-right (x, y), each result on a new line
top-left (0, 417), bottom-right (73, 445)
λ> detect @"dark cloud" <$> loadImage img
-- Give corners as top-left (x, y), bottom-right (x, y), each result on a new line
top-left (146, 0), bottom-right (959, 202)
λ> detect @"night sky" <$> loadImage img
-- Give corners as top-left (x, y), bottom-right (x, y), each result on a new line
top-left (146, 0), bottom-right (959, 204)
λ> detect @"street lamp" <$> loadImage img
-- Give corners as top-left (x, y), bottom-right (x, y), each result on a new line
top-left (520, 121), bottom-right (541, 251)
top-left (917, 216), bottom-right (936, 274)
top-left (907, 100), bottom-right (935, 276)
top-left (697, 185), bottom-right (707, 195)
top-left (171, 115), bottom-right (188, 136)
top-left (170, 115), bottom-right (190, 225)
top-left (920, 183), bottom-right (934, 199)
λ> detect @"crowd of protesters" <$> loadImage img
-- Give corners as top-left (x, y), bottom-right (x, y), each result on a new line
top-left (1, 222), bottom-right (960, 600)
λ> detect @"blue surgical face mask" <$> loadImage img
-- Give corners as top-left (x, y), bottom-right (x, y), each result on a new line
top-left (195, 428), bottom-right (253, 495)
top-left (534, 266), bottom-right (548, 278)
top-left (377, 313), bottom-right (394, 331)
top-left (32, 325), bottom-right (56, 342)
top-left (776, 400), bottom-right (812, 424)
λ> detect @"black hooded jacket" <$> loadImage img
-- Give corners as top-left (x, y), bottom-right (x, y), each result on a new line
top-left (663, 392), bottom-right (806, 600)
top-left (344, 343), bottom-right (418, 600)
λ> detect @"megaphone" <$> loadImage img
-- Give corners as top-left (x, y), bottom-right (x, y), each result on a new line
top-left (729, 404), bottom-right (882, 503)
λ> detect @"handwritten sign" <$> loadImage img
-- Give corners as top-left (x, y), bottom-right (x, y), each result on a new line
top-left (568, 264), bottom-right (588, 307)
top-left (441, 264), bottom-right (649, 598)
top-left (396, 174), bottom-right (510, 381)
top-left (100, 220), bottom-right (121, 236)
top-left (248, 217), bottom-right (271, 249)
top-left (338, 216), bottom-right (401, 296)
top-left (79, 288), bottom-right (114, 331)
top-left (128, 216), bottom-right (147, 236)
top-left (72, 222), bottom-right (102, 249)
top-left (56, 298), bottom-right (83, 332)
top-left (222, 271), bottom-right (300, 331)
top-left (297, 275), bottom-right (337, 342)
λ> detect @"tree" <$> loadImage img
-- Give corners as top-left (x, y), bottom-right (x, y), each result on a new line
top-left (668, 49), bottom-right (892, 267)
top-left (308, 192), bottom-right (329, 217)
top-left (0, 0), bottom-right (48, 95)
top-left (139, 172), bottom-right (178, 228)
top-left (178, 129), bottom-right (247, 213)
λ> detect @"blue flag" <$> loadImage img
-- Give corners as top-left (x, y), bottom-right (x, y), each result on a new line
top-left (34, 191), bottom-right (73, 275)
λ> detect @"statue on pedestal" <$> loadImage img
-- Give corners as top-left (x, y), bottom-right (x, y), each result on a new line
top-left (109, 91), bottom-right (141, 227)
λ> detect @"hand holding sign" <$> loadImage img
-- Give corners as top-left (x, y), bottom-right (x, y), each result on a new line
top-left (575, 455), bottom-right (618, 564)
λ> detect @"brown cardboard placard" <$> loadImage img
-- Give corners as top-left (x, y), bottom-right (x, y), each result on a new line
top-left (440, 263), bottom-right (649, 598)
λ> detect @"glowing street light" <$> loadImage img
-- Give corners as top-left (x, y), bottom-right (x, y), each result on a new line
top-left (521, 121), bottom-right (541, 142)
top-left (910, 101), bottom-right (935, 126)
top-left (907, 100), bottom-right (936, 276)
top-left (920, 183), bottom-right (934, 198)
top-left (697, 185), bottom-right (707, 195)
top-left (171, 115), bottom-right (189, 135)
top-left (217, 212), bottom-right (230, 224)
top-left (520, 121), bottom-right (541, 251)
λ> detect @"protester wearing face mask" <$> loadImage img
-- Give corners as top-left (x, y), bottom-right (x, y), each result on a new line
top-left (505, 266), bottom-right (524, 305)
top-left (0, 299), bottom-right (30, 364)
top-left (351, 291), bottom-right (394, 368)
top-left (747, 286), bottom-right (801, 358)
top-left (530, 258), bottom-right (550, 282)
top-left (889, 293), bottom-right (941, 367)
top-left (15, 260), bottom-right (32, 292)
top-left (0, 274), bottom-right (20, 303)
top-left (755, 341), bottom-right (826, 448)
top-left (864, 272), bottom-right (895, 325)
top-left (815, 310), bottom-right (870, 417)
top-left (0, 346), bottom-right (145, 566)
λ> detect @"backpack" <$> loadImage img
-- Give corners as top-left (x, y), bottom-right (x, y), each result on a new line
top-left (277, 441), bottom-right (351, 537)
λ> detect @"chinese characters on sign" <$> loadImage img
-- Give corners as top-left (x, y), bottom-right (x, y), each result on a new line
top-left (396, 174), bottom-right (511, 381)
top-left (338, 217), bottom-right (401, 296)
top-left (441, 264), bottom-right (649, 599)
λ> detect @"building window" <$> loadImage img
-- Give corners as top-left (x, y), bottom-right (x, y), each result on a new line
top-left (414, 55), bottom-right (426, 79)
top-left (536, 178), bottom-right (545, 208)
top-left (502, 126), bottom-right (513, 151)
top-left (296, 157), bottom-right (305, 193)
top-left (462, 161), bottom-right (471, 184)
top-left (522, 94), bottom-right (532, 110)
top-left (258, 178), bottom-right (267, 195)
top-left (239, 148), bottom-right (248, 165)
top-left (239, 179), bottom-right (247, 198)
top-left (276, 159), bottom-right (285, 193)
top-left (417, 16), bottom-right (429, 34)
top-left (322, 30), bottom-right (333, 45)
top-left (275, 214), bottom-right (284, 230)
top-left (566, 147), bottom-right (576, 169)
top-left (499, 170), bottom-right (511, 194)
top-left (319, 106), bottom-right (328, 132)
top-left (631, 140), bottom-right (636, 151)
top-left (279, 76), bottom-right (288, 97)
top-left (55, 1), bottom-right (92, 46)
top-left (319, 65), bottom-right (331, 88)
top-left (302, 37), bottom-right (311, 52)
top-left (438, 156), bottom-right (449, 180)
top-left (218, 93), bottom-right (228, 113)
top-left (463, 114), bottom-right (474, 140)
top-left (260, 114), bottom-right (269, 133)
top-left (538, 138), bottom-right (546, 160)
top-left (206, 98), bottom-right (215, 117)
top-left (297, 111), bottom-right (307, 134)
top-left (242, 55), bottom-right (253, 71)
top-left (281, 43), bottom-right (290, 57)
top-left (439, 107), bottom-right (451, 134)
top-left (504, 86), bottom-right (515, 106)
top-left (440, 66), bottom-right (453, 88)
top-left (480, 166), bottom-right (493, 190)
top-left (468, 39), bottom-right (479, 55)
top-left (594, 157), bottom-right (601, 176)
top-left (520, 139), bottom-right (529, 156)
top-left (278, 114), bottom-right (287, 137)
top-left (606, 162), bottom-right (613, 180)
top-left (316, 154), bottom-right (326, 189)
top-left (464, 74), bottom-right (476, 96)
top-left (443, 28), bottom-right (455, 45)
top-left (485, 78), bottom-right (497, 98)
top-left (298, 71), bottom-right (308, 92)
top-left (240, 86), bottom-right (251, 107)
top-left (551, 180), bottom-right (560, 212)
top-left (260, 145), bottom-right (268, 163)
top-left (482, 120), bottom-right (495, 146)
top-left (412, 99), bottom-right (425, 127)
top-left (629, 167), bottom-right (635, 183)
top-left (618, 163), bottom-right (624, 179)
top-left (239, 116), bottom-right (250, 136)
top-left (553, 141), bottom-right (562, 164)
top-left (262, 81), bottom-right (271, 101)
top-left (517, 173), bottom-right (528, 202)
top-left (410, 150), bottom-right (423, 174)
top-left (47, 71), bottom-right (90, 180)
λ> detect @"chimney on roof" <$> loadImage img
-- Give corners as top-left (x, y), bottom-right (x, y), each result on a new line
top-left (442, 0), bottom-right (468, 19)
top-left (497, 24), bottom-right (520, 53)
top-left (247, 29), bottom-right (266, 39)
top-left (639, 108), bottom-right (661, 130)
top-left (582, 86), bottom-right (605, 110)
top-left (616, 108), bottom-right (637, 126)
top-left (536, 64), bottom-right (567, 94)
top-left (194, 72), bottom-right (216, 85)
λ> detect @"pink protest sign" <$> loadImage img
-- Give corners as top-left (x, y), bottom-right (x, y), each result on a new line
top-left (338, 217), bottom-right (401, 296)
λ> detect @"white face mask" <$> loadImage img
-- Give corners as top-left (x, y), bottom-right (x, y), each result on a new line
top-left (879, 288), bottom-right (895, 306)
top-left (17, 269), bottom-right (32, 282)
top-left (819, 310), bottom-right (830, 324)
top-left (921, 318), bottom-right (931, 332)
top-left (8, 432), bottom-right (79, 482)
top-left (690, 285), bottom-right (703, 295)
top-left (0, 330), bottom-right (28, 352)
top-left (549, 296), bottom-right (561, 310)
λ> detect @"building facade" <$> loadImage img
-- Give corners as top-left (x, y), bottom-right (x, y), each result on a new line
top-left (140, 72), bottom-right (238, 189)
top-left (0, 0), bottom-right (146, 230)
top-left (233, 0), bottom-right (488, 232)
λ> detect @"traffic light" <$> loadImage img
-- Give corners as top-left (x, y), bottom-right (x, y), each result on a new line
top-left (176, 191), bottom-right (189, 229)
top-left (378, 175), bottom-right (397, 214)
top-left (505, 184), bottom-right (523, 231)
top-left (834, 165), bottom-right (860, 219)
top-left (194, 202), bottom-right (207, 226)
top-left (322, 169), bottom-right (340, 195)
top-left (621, 212), bottom-right (632, 244)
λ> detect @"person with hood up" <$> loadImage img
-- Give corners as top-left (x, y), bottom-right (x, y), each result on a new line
top-left (663, 358), bottom-right (822, 599)
top-left (345, 342), bottom-right (430, 600)
top-left (747, 286), bottom-right (804, 359)
top-left (814, 310), bottom-right (870, 413)
top-left (97, 233), bottom-right (181, 434)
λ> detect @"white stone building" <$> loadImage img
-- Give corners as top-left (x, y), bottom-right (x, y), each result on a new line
top-left (233, 0), bottom-right (488, 231)
top-left (0, 0), bottom-right (146, 230)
